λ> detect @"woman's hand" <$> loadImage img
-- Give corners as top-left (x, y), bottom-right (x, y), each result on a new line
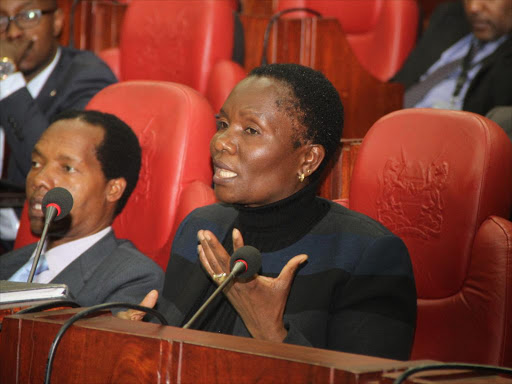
top-left (197, 228), bottom-right (307, 342)
top-left (116, 289), bottom-right (159, 321)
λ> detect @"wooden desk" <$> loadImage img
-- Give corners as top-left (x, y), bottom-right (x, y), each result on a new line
top-left (1, 309), bottom-right (511, 384)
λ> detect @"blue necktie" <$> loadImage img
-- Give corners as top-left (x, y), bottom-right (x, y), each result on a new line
top-left (8, 254), bottom-right (49, 282)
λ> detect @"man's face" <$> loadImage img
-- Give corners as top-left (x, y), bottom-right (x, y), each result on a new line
top-left (464, 0), bottom-right (512, 41)
top-left (26, 119), bottom-right (123, 244)
top-left (0, 0), bottom-right (63, 77)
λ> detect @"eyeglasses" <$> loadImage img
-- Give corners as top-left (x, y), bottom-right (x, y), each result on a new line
top-left (0, 9), bottom-right (57, 33)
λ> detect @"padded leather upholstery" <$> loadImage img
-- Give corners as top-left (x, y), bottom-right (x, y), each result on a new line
top-left (99, 0), bottom-right (240, 96)
top-left (14, 81), bottom-right (217, 271)
top-left (349, 108), bottom-right (512, 366)
top-left (276, 0), bottom-right (419, 81)
top-left (98, 0), bottom-right (246, 113)
top-left (206, 59), bottom-right (247, 113)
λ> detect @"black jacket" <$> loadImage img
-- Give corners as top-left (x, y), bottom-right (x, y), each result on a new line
top-left (0, 46), bottom-right (117, 186)
top-left (392, 0), bottom-right (512, 116)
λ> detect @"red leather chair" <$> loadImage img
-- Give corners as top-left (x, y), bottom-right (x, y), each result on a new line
top-left (347, 108), bottom-right (512, 366)
top-left (14, 81), bottom-right (217, 271)
top-left (98, 0), bottom-right (246, 108)
top-left (206, 59), bottom-right (247, 113)
top-left (276, 0), bottom-right (419, 81)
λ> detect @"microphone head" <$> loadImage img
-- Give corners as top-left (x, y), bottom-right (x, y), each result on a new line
top-left (42, 187), bottom-right (74, 221)
top-left (229, 245), bottom-right (262, 279)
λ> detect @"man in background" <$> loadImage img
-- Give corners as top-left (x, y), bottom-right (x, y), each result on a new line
top-left (0, 0), bottom-right (117, 247)
top-left (0, 110), bottom-right (164, 307)
top-left (393, 0), bottom-right (512, 115)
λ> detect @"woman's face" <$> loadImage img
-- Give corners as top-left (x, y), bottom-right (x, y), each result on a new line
top-left (211, 76), bottom-right (311, 207)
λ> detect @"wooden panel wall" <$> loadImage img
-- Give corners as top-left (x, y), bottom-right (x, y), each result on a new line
top-left (56, 0), bottom-right (455, 54)
top-left (57, 0), bottom-right (126, 53)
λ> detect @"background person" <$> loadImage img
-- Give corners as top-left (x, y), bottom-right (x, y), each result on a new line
top-left (125, 63), bottom-right (417, 361)
top-left (393, 0), bottom-right (512, 115)
top-left (0, 0), bottom-right (117, 248)
top-left (0, 110), bottom-right (164, 307)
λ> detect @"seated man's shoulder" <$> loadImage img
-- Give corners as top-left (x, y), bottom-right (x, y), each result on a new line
top-left (62, 46), bottom-right (104, 65)
top-left (59, 46), bottom-right (117, 79)
top-left (110, 238), bottom-right (162, 271)
top-left (0, 243), bottom-right (34, 258)
top-left (0, 245), bottom-right (34, 279)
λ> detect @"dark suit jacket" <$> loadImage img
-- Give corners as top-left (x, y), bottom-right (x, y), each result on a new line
top-left (0, 231), bottom-right (164, 307)
top-left (0, 46), bottom-right (117, 186)
top-left (487, 106), bottom-right (512, 142)
top-left (392, 0), bottom-right (512, 116)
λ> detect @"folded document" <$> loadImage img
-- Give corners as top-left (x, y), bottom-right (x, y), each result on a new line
top-left (0, 280), bottom-right (69, 309)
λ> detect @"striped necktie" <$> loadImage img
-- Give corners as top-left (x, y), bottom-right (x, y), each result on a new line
top-left (8, 254), bottom-right (49, 283)
top-left (404, 41), bottom-right (479, 108)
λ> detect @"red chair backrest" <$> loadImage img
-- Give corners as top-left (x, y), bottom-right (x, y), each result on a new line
top-left (276, 0), bottom-right (419, 81)
top-left (14, 81), bottom-right (217, 270)
top-left (206, 59), bottom-right (247, 113)
top-left (349, 108), bottom-right (512, 365)
top-left (118, 0), bottom-right (235, 94)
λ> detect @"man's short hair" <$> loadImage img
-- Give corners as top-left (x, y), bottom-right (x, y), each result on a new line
top-left (51, 110), bottom-right (141, 216)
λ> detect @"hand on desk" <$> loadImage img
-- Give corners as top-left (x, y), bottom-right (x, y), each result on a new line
top-left (197, 228), bottom-right (308, 343)
top-left (116, 289), bottom-right (158, 321)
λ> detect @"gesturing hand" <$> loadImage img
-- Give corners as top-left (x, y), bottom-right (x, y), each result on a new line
top-left (197, 228), bottom-right (308, 342)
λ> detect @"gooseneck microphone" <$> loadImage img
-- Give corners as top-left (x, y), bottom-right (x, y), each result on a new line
top-left (183, 245), bottom-right (262, 329)
top-left (27, 187), bottom-right (74, 283)
top-left (229, 245), bottom-right (262, 279)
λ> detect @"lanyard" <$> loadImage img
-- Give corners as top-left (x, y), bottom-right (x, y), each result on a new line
top-left (451, 41), bottom-right (481, 103)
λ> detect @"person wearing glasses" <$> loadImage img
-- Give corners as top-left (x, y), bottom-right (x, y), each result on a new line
top-left (0, 0), bottom-right (117, 251)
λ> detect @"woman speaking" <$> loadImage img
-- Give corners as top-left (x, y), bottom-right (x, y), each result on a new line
top-left (127, 63), bottom-right (416, 360)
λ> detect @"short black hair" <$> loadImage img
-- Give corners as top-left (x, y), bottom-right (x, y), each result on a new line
top-left (51, 110), bottom-right (141, 217)
top-left (249, 63), bottom-right (344, 177)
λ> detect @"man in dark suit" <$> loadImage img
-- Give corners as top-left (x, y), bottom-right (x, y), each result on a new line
top-left (392, 0), bottom-right (512, 116)
top-left (0, 0), bottom-right (116, 248)
top-left (0, 0), bottom-right (117, 186)
top-left (0, 110), bottom-right (164, 307)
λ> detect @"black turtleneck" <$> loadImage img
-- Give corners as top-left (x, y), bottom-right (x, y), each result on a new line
top-left (162, 179), bottom-right (417, 360)
top-left (193, 180), bottom-right (330, 334)
top-left (223, 180), bottom-right (330, 254)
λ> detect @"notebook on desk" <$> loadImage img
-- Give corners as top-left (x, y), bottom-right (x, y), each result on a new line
top-left (0, 280), bottom-right (69, 309)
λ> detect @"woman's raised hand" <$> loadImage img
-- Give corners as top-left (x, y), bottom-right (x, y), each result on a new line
top-left (197, 228), bottom-right (307, 342)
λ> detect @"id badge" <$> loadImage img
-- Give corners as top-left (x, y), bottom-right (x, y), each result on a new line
top-left (432, 97), bottom-right (460, 110)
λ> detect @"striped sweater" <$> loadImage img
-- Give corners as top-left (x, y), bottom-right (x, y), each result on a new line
top-left (160, 189), bottom-right (416, 361)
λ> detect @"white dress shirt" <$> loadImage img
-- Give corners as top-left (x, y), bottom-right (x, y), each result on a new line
top-left (23, 226), bottom-right (112, 284)
top-left (414, 34), bottom-right (508, 110)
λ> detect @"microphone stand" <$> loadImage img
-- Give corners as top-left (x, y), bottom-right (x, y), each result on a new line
top-left (27, 207), bottom-right (57, 283)
top-left (183, 262), bottom-right (245, 329)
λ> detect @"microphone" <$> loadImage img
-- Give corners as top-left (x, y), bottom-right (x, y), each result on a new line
top-left (27, 187), bottom-right (74, 283)
top-left (183, 245), bottom-right (262, 329)
top-left (229, 245), bottom-right (262, 279)
top-left (41, 187), bottom-right (74, 223)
